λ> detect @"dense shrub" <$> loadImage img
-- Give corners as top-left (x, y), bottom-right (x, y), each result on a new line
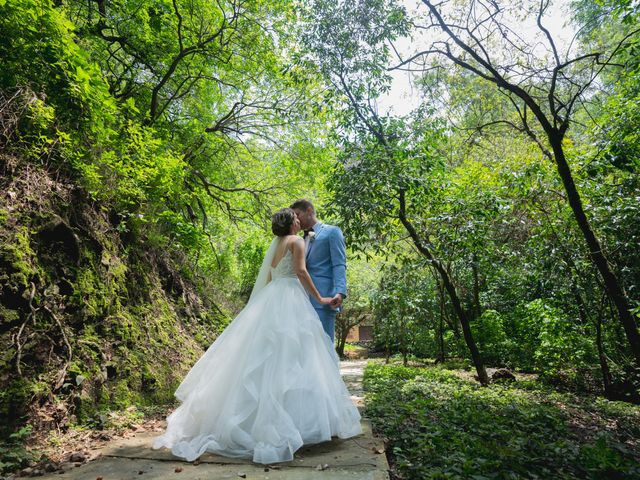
top-left (364, 363), bottom-right (640, 479)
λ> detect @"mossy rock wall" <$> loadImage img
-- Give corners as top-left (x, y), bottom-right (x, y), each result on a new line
top-left (0, 155), bottom-right (228, 434)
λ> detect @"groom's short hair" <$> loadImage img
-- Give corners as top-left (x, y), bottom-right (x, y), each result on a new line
top-left (290, 199), bottom-right (315, 212)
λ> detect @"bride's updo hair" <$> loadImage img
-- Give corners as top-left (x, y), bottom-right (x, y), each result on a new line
top-left (271, 208), bottom-right (296, 237)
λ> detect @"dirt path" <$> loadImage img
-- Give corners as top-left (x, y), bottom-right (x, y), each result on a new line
top-left (34, 360), bottom-right (388, 480)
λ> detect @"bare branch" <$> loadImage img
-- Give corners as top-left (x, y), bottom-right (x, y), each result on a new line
top-left (173, 0), bottom-right (184, 52)
top-left (537, 0), bottom-right (560, 66)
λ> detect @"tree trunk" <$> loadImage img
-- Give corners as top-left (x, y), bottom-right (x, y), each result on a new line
top-left (573, 286), bottom-right (589, 325)
top-left (336, 334), bottom-right (346, 359)
top-left (438, 279), bottom-right (460, 338)
top-left (399, 191), bottom-right (489, 385)
top-left (438, 265), bottom-right (489, 384)
top-left (437, 298), bottom-right (445, 363)
top-left (595, 309), bottom-right (613, 396)
top-left (415, 0), bottom-right (640, 370)
top-left (549, 137), bottom-right (640, 366)
top-left (472, 252), bottom-right (481, 319)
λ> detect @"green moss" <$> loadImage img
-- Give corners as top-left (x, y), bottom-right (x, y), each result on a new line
top-left (111, 313), bottom-right (143, 345)
top-left (193, 332), bottom-right (206, 346)
top-left (0, 194), bottom-right (226, 442)
top-left (0, 226), bottom-right (42, 293)
top-left (67, 360), bottom-right (95, 384)
top-left (77, 324), bottom-right (102, 344)
top-left (30, 380), bottom-right (52, 398)
top-left (101, 250), bottom-right (128, 282)
top-left (0, 227), bottom-right (47, 427)
top-left (0, 379), bottom-right (32, 433)
top-left (0, 305), bottom-right (19, 323)
top-left (112, 380), bottom-right (135, 409)
top-left (73, 264), bottom-right (107, 317)
top-left (72, 245), bottom-right (131, 321)
top-left (97, 384), bottom-right (110, 405)
top-left (73, 392), bottom-right (98, 424)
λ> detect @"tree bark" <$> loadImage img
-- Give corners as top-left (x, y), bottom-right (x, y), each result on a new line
top-left (472, 252), bottom-right (481, 319)
top-left (595, 305), bottom-right (614, 396)
top-left (415, 0), bottom-right (640, 369)
top-left (438, 279), bottom-right (460, 338)
top-left (398, 191), bottom-right (489, 385)
top-left (336, 334), bottom-right (346, 359)
top-left (438, 297), bottom-right (446, 363)
top-left (549, 137), bottom-right (640, 365)
top-left (335, 314), bottom-right (348, 358)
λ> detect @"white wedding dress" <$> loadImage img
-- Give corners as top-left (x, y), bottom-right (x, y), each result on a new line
top-left (152, 244), bottom-right (362, 464)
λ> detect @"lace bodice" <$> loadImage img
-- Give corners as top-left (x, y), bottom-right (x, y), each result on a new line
top-left (270, 249), bottom-right (296, 280)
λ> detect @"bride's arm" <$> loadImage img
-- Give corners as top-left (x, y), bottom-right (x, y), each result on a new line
top-left (291, 238), bottom-right (331, 305)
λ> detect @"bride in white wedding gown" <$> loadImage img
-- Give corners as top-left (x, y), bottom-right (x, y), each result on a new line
top-left (152, 208), bottom-right (362, 464)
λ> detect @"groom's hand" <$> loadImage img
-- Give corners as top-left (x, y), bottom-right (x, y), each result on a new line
top-left (330, 294), bottom-right (344, 308)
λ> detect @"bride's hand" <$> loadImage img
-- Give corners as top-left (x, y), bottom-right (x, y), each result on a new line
top-left (319, 297), bottom-right (333, 305)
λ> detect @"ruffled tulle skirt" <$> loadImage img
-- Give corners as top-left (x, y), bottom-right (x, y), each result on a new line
top-left (152, 277), bottom-right (362, 464)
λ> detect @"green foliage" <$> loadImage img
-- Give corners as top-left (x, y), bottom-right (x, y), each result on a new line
top-left (327, 113), bottom-right (446, 256)
top-left (0, 1), bottom-right (340, 466)
top-left (473, 310), bottom-right (512, 366)
top-left (364, 363), bottom-right (640, 479)
top-left (0, 425), bottom-right (36, 473)
top-left (236, 238), bottom-right (268, 298)
top-left (0, 379), bottom-right (32, 440)
top-left (513, 300), bottom-right (595, 376)
top-left (301, 0), bottom-right (640, 399)
top-left (532, 302), bottom-right (593, 375)
top-left (0, 425), bottom-right (39, 474)
top-left (1, 0), bottom-right (334, 260)
top-left (156, 210), bottom-right (206, 252)
top-left (2, 0), bottom-right (640, 474)
top-left (372, 262), bottom-right (450, 361)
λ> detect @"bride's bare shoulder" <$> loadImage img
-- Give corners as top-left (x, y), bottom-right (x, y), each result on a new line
top-left (287, 235), bottom-right (304, 250)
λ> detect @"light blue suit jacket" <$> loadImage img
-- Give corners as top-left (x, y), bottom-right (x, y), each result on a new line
top-left (306, 223), bottom-right (347, 310)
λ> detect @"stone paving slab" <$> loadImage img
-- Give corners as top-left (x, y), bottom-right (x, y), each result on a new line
top-left (36, 360), bottom-right (387, 480)
top-left (43, 457), bottom-right (388, 480)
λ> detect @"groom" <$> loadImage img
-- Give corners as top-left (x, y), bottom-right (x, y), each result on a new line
top-left (291, 199), bottom-right (346, 343)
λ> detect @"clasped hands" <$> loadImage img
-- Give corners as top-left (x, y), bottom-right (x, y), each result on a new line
top-left (330, 293), bottom-right (343, 308)
top-left (319, 294), bottom-right (344, 309)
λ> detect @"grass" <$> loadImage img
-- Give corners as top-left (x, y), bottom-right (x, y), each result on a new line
top-left (344, 343), bottom-right (363, 352)
top-left (363, 362), bottom-right (640, 480)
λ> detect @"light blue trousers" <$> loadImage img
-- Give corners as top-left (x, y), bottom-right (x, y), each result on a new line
top-left (315, 308), bottom-right (336, 344)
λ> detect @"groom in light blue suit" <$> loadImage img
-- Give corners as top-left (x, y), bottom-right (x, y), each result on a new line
top-left (291, 199), bottom-right (346, 343)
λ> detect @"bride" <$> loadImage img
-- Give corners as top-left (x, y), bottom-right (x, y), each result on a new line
top-left (152, 208), bottom-right (362, 464)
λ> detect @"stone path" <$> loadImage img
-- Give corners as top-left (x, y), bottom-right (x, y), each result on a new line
top-left (339, 360), bottom-right (366, 411)
top-left (38, 360), bottom-right (388, 480)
